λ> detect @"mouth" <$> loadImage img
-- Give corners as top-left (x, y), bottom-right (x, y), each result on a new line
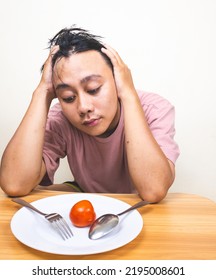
top-left (82, 118), bottom-right (101, 127)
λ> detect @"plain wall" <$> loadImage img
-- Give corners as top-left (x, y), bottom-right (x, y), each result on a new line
top-left (0, 0), bottom-right (216, 201)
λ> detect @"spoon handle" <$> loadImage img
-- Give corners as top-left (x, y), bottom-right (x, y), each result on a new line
top-left (118, 200), bottom-right (149, 216)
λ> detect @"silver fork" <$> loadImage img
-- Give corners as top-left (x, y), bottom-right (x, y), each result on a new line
top-left (12, 197), bottom-right (73, 240)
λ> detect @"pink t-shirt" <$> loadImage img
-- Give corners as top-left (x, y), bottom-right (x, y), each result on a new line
top-left (41, 90), bottom-right (180, 193)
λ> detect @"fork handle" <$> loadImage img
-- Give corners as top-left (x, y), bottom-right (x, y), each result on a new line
top-left (12, 198), bottom-right (46, 216)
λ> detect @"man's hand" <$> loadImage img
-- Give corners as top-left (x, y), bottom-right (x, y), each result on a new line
top-left (101, 45), bottom-right (137, 101)
top-left (38, 45), bottom-right (60, 100)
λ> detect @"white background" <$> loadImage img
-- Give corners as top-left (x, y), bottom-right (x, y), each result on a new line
top-left (0, 0), bottom-right (216, 202)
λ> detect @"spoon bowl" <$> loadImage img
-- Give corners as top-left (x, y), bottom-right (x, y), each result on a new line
top-left (89, 200), bottom-right (149, 240)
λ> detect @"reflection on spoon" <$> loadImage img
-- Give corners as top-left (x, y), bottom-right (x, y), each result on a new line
top-left (88, 200), bottom-right (149, 240)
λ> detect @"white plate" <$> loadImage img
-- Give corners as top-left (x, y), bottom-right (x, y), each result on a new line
top-left (11, 193), bottom-right (143, 255)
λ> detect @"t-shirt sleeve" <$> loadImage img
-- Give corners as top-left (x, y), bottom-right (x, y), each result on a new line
top-left (140, 92), bottom-right (180, 164)
top-left (39, 111), bottom-right (67, 186)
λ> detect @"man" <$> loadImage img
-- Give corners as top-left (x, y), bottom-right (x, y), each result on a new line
top-left (0, 26), bottom-right (180, 202)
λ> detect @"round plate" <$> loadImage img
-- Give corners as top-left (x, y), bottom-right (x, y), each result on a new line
top-left (11, 193), bottom-right (143, 255)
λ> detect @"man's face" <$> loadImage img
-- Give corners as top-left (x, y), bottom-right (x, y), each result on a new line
top-left (53, 50), bottom-right (120, 137)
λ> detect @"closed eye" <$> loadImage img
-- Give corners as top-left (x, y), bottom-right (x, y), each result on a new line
top-left (87, 86), bottom-right (101, 95)
top-left (62, 96), bottom-right (75, 103)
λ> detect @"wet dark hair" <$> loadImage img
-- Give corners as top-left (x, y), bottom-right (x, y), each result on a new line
top-left (41, 25), bottom-right (113, 71)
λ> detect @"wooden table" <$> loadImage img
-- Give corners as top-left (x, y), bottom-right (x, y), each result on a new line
top-left (1, 188), bottom-right (216, 260)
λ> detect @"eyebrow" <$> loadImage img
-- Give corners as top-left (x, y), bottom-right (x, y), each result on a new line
top-left (55, 83), bottom-right (70, 91)
top-left (55, 74), bottom-right (102, 91)
top-left (80, 74), bottom-right (102, 84)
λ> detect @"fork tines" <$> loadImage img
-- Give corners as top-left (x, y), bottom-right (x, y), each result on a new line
top-left (45, 213), bottom-right (73, 240)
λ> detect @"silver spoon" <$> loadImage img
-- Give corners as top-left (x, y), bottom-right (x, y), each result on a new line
top-left (88, 200), bottom-right (149, 240)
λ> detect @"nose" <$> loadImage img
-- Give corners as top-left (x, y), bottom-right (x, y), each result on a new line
top-left (77, 93), bottom-right (94, 116)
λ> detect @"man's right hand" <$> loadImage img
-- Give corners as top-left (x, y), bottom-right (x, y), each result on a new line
top-left (37, 45), bottom-right (60, 100)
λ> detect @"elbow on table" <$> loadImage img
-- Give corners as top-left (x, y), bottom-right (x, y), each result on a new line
top-left (0, 178), bottom-right (37, 197)
top-left (139, 188), bottom-right (167, 203)
top-left (138, 169), bottom-right (175, 202)
top-left (137, 181), bottom-right (173, 203)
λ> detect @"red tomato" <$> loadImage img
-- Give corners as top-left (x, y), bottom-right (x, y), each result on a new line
top-left (69, 200), bottom-right (96, 227)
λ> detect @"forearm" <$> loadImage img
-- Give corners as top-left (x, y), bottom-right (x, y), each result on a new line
top-left (101, 45), bottom-right (175, 201)
top-left (122, 93), bottom-right (174, 202)
top-left (0, 89), bottom-right (52, 196)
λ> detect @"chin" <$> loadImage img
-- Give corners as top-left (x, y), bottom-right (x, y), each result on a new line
top-left (79, 127), bottom-right (106, 137)
top-left (86, 126), bottom-right (111, 138)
